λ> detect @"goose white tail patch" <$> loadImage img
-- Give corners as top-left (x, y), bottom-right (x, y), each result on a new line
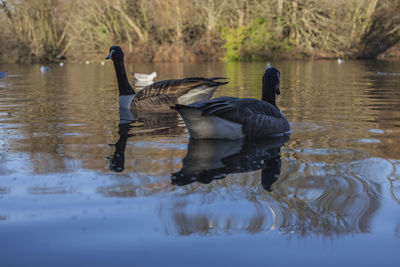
top-left (177, 86), bottom-right (218, 105)
top-left (177, 108), bottom-right (244, 140)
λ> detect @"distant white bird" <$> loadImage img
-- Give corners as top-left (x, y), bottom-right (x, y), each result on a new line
top-left (40, 66), bottom-right (51, 72)
top-left (85, 61), bottom-right (90, 64)
top-left (59, 62), bottom-right (64, 67)
top-left (133, 71), bottom-right (157, 82)
top-left (134, 80), bottom-right (154, 88)
top-left (337, 58), bottom-right (344, 64)
top-left (101, 61), bottom-right (105, 66)
top-left (132, 71), bottom-right (157, 87)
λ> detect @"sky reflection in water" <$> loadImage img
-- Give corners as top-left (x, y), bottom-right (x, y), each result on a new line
top-left (0, 60), bottom-right (399, 266)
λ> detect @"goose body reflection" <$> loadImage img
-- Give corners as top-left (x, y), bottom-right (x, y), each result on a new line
top-left (172, 136), bottom-right (289, 191)
top-left (108, 122), bottom-right (134, 172)
top-left (108, 107), bottom-right (184, 172)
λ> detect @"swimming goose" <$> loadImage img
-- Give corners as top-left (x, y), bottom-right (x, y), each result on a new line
top-left (106, 46), bottom-right (228, 111)
top-left (171, 67), bottom-right (290, 139)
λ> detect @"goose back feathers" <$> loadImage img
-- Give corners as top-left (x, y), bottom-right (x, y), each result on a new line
top-left (132, 77), bottom-right (227, 111)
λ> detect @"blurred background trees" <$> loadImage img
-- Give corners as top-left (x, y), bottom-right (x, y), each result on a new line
top-left (0, 0), bottom-right (399, 63)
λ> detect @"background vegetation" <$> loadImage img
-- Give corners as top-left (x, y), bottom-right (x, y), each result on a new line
top-left (0, 0), bottom-right (399, 63)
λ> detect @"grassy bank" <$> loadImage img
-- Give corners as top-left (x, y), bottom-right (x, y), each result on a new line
top-left (0, 0), bottom-right (399, 63)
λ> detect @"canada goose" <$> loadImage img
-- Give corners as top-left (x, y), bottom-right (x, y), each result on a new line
top-left (171, 67), bottom-right (290, 139)
top-left (106, 46), bottom-right (228, 111)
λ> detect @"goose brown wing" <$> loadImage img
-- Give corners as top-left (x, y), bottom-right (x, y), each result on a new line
top-left (135, 77), bottom-right (228, 101)
top-left (132, 94), bottom-right (177, 111)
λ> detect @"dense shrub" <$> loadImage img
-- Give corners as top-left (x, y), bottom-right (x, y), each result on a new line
top-left (0, 0), bottom-right (399, 62)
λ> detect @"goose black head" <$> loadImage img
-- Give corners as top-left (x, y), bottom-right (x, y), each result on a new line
top-left (106, 45), bottom-right (135, 95)
top-left (106, 46), bottom-right (124, 61)
top-left (262, 67), bottom-right (281, 106)
top-left (263, 67), bottom-right (280, 95)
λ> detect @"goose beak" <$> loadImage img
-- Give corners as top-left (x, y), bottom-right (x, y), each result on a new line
top-left (105, 50), bottom-right (114, 60)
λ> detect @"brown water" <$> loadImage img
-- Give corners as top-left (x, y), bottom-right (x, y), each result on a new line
top-left (0, 60), bottom-right (399, 266)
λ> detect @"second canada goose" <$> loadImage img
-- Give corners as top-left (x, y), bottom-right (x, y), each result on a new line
top-left (171, 67), bottom-right (290, 139)
top-left (106, 46), bottom-right (228, 111)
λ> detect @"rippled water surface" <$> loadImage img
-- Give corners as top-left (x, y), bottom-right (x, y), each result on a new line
top-left (0, 60), bottom-right (400, 266)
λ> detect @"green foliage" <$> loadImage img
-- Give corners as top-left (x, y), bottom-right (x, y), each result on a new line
top-left (95, 24), bottom-right (111, 43)
top-left (220, 17), bottom-right (295, 61)
top-left (246, 17), bottom-right (274, 60)
top-left (220, 26), bottom-right (247, 61)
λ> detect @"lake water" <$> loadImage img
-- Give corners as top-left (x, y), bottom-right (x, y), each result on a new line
top-left (0, 60), bottom-right (399, 266)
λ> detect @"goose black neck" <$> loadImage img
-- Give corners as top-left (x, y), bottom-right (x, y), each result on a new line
top-left (108, 123), bottom-right (133, 172)
top-left (112, 58), bottom-right (135, 96)
top-left (262, 84), bottom-right (277, 107)
top-left (261, 149), bottom-right (282, 192)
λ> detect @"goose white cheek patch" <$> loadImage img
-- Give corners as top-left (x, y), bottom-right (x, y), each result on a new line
top-left (107, 50), bottom-right (115, 59)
